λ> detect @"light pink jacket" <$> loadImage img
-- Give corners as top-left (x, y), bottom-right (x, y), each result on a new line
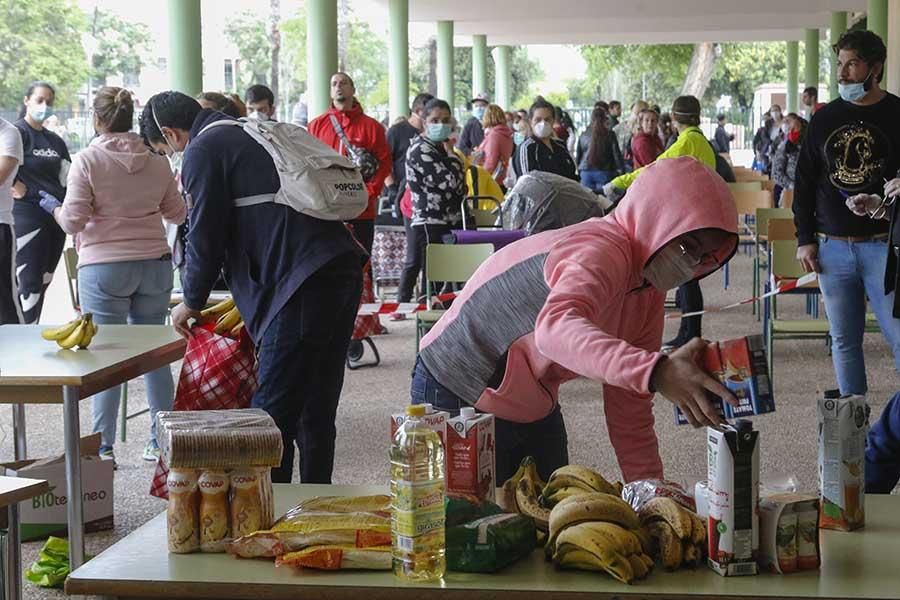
top-left (478, 124), bottom-right (514, 184)
top-left (56, 132), bottom-right (186, 267)
top-left (419, 157), bottom-right (738, 481)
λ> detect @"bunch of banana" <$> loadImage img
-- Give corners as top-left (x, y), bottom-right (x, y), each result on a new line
top-left (547, 493), bottom-right (652, 584)
top-left (540, 465), bottom-right (623, 508)
top-left (498, 457), bottom-right (550, 532)
top-left (41, 314), bottom-right (98, 350)
top-left (637, 497), bottom-right (706, 570)
top-left (201, 297), bottom-right (244, 337)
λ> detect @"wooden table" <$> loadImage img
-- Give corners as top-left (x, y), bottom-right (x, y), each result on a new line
top-left (0, 476), bottom-right (49, 600)
top-left (67, 484), bottom-right (900, 600)
top-left (0, 325), bottom-right (185, 571)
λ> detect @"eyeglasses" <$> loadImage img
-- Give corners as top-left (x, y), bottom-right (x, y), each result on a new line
top-left (679, 243), bottom-right (719, 270)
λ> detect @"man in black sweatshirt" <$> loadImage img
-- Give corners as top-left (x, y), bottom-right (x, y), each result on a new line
top-left (141, 92), bottom-right (364, 484)
top-left (793, 30), bottom-right (900, 396)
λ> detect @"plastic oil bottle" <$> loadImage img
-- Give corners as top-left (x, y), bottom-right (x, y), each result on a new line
top-left (390, 404), bottom-right (446, 581)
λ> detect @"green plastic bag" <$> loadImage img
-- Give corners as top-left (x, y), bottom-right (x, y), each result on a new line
top-left (25, 537), bottom-right (70, 588)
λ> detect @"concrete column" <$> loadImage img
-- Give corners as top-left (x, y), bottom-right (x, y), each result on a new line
top-left (887, 0), bottom-right (900, 95)
top-left (437, 21), bottom-right (454, 107)
top-left (472, 34), bottom-right (488, 99)
top-left (167, 0), bottom-right (202, 95)
top-left (494, 45), bottom-right (512, 110)
top-left (388, 0), bottom-right (409, 119)
top-left (830, 11), bottom-right (848, 99)
top-left (787, 40), bottom-right (799, 113)
top-left (869, 0), bottom-right (889, 40)
top-left (805, 28), bottom-right (820, 94)
top-left (307, 0), bottom-right (338, 119)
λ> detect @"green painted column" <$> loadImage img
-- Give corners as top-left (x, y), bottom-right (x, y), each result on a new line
top-left (307, 0), bottom-right (338, 119)
top-left (830, 11), bottom-right (848, 99)
top-left (869, 0), bottom-right (888, 40)
top-left (805, 28), bottom-right (820, 93)
top-left (167, 0), bottom-right (202, 95)
top-left (495, 45), bottom-right (512, 111)
top-left (472, 34), bottom-right (488, 99)
top-left (437, 20), bottom-right (454, 107)
top-left (787, 40), bottom-right (799, 113)
top-left (388, 0), bottom-right (409, 119)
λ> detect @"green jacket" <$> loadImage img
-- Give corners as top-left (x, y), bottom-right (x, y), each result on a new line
top-left (611, 126), bottom-right (716, 190)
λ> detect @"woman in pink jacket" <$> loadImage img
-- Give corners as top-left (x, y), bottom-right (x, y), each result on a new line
top-left (412, 157), bottom-right (739, 483)
top-left (40, 87), bottom-right (186, 465)
top-left (474, 104), bottom-right (514, 187)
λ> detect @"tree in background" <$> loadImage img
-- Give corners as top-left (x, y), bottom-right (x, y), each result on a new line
top-left (705, 42), bottom-right (787, 112)
top-left (88, 8), bottom-right (152, 88)
top-left (0, 0), bottom-right (88, 110)
top-left (580, 44), bottom-right (694, 108)
top-left (225, 11), bottom-right (272, 91)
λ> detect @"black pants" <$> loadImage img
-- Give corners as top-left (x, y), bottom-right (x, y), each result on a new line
top-left (13, 200), bottom-right (65, 323)
top-left (397, 222), bottom-right (452, 303)
top-left (348, 219), bottom-right (374, 256)
top-left (670, 281), bottom-right (703, 346)
top-left (251, 253), bottom-right (363, 483)
top-left (0, 224), bottom-right (23, 324)
top-left (410, 358), bottom-right (569, 482)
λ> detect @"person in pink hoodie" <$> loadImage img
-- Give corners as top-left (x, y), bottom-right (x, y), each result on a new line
top-left (412, 156), bottom-right (739, 483)
top-left (39, 87), bottom-right (186, 465)
top-left (474, 104), bottom-right (515, 187)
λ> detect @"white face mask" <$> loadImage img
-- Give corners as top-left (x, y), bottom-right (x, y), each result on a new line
top-left (533, 121), bottom-right (553, 139)
top-left (249, 110), bottom-right (269, 121)
top-left (781, 122), bottom-right (791, 135)
top-left (643, 242), bottom-right (701, 291)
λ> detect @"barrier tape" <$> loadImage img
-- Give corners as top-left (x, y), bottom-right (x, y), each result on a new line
top-left (664, 272), bottom-right (819, 320)
top-left (357, 291), bottom-right (459, 316)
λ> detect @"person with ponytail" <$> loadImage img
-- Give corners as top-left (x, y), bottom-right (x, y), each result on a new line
top-left (576, 107), bottom-right (624, 192)
top-left (12, 82), bottom-right (69, 323)
top-left (39, 86), bottom-right (187, 465)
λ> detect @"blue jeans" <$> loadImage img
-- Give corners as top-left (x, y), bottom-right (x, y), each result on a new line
top-left (252, 253), bottom-right (362, 484)
top-left (817, 237), bottom-right (900, 395)
top-left (78, 258), bottom-right (175, 448)
top-left (579, 169), bottom-right (615, 193)
top-left (410, 357), bottom-right (569, 482)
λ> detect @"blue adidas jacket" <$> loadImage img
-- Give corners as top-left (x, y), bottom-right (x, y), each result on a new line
top-left (180, 109), bottom-right (364, 342)
top-left (866, 391), bottom-right (900, 493)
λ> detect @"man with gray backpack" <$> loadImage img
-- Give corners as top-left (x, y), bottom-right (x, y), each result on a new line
top-left (140, 91), bottom-right (365, 484)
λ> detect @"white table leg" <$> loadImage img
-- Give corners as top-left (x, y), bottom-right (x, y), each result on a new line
top-left (63, 385), bottom-right (85, 569)
top-left (11, 404), bottom-right (26, 460)
top-left (4, 503), bottom-right (22, 600)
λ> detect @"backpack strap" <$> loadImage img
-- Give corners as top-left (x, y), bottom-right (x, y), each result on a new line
top-left (328, 113), bottom-right (353, 156)
top-left (198, 118), bottom-right (245, 136)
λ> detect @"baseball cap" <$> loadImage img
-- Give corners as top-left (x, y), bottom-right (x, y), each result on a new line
top-left (471, 92), bottom-right (490, 104)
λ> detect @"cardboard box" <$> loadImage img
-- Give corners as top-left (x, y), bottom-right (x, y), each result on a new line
top-left (758, 493), bottom-right (820, 574)
top-left (391, 406), bottom-right (449, 446)
top-left (446, 409), bottom-right (496, 503)
top-left (0, 434), bottom-right (114, 541)
top-left (817, 394), bottom-right (868, 531)
top-left (677, 335), bottom-right (775, 425)
top-left (707, 421), bottom-right (759, 577)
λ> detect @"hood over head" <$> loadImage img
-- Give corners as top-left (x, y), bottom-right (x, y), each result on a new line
top-left (89, 132), bottom-right (152, 174)
top-left (610, 156), bottom-right (738, 281)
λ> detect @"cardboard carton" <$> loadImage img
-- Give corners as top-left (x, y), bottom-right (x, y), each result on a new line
top-left (677, 335), bottom-right (775, 425)
top-left (817, 394), bottom-right (868, 531)
top-left (446, 409), bottom-right (496, 502)
top-left (0, 434), bottom-right (114, 541)
top-left (758, 493), bottom-right (820, 574)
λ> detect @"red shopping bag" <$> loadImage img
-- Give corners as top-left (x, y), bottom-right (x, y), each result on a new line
top-left (150, 322), bottom-right (259, 499)
top-left (353, 265), bottom-right (383, 340)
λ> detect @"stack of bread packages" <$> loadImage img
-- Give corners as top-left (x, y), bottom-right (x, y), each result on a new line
top-left (158, 409), bottom-right (284, 554)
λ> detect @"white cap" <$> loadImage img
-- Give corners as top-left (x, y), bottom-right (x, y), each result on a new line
top-left (460, 407), bottom-right (476, 419)
top-left (423, 403), bottom-right (434, 414)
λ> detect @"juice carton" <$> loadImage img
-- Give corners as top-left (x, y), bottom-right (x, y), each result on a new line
top-left (391, 404), bottom-right (449, 446)
top-left (446, 408), bottom-right (496, 503)
top-left (817, 393), bottom-right (868, 531)
top-left (676, 335), bottom-right (775, 425)
top-left (707, 420), bottom-right (759, 577)
top-left (758, 493), bottom-right (820, 574)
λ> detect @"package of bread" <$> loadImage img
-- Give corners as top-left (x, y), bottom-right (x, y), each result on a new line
top-left (157, 409), bottom-right (283, 469)
top-left (199, 470), bottom-right (231, 552)
top-left (230, 468), bottom-right (268, 537)
top-left (167, 469), bottom-right (200, 553)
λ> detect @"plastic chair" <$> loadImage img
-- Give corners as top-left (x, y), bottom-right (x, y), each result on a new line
top-left (462, 196), bottom-right (503, 230)
top-left (728, 181), bottom-right (763, 193)
top-left (753, 208), bottom-right (793, 317)
top-left (415, 243), bottom-right (494, 349)
top-left (780, 189), bottom-right (795, 209)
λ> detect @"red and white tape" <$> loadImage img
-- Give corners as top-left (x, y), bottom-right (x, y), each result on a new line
top-left (664, 272), bottom-right (819, 320)
top-left (357, 291), bottom-right (459, 316)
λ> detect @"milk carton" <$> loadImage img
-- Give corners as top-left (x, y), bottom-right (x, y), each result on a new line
top-left (391, 403), bottom-right (449, 446)
top-left (817, 393), bottom-right (868, 531)
top-left (676, 335), bottom-right (775, 425)
top-left (446, 408), bottom-right (496, 502)
top-left (707, 420), bottom-right (759, 577)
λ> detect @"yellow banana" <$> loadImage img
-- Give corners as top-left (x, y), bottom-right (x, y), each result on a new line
top-left (689, 510), bottom-right (706, 546)
top-left (639, 552), bottom-right (654, 571)
top-left (498, 458), bottom-right (530, 512)
top-left (553, 544), bottom-right (607, 572)
top-left (230, 321), bottom-right (245, 338)
top-left (553, 537), bottom-right (635, 584)
top-left (541, 475), bottom-right (598, 504)
top-left (627, 553), bottom-right (649, 579)
top-left (41, 316), bottom-right (83, 341)
top-left (543, 485), bottom-right (593, 508)
top-left (201, 297), bottom-right (235, 318)
top-left (638, 497), bottom-right (694, 541)
top-left (214, 307), bottom-right (242, 334)
top-left (548, 465), bottom-right (620, 497)
top-left (516, 471), bottom-right (550, 532)
top-left (57, 318), bottom-right (88, 350)
top-left (549, 492), bottom-right (641, 538)
top-left (521, 455), bottom-right (546, 490)
top-left (76, 315), bottom-right (97, 349)
top-left (572, 521), bottom-right (643, 555)
top-left (683, 541), bottom-right (701, 567)
top-left (647, 521), bottom-right (683, 570)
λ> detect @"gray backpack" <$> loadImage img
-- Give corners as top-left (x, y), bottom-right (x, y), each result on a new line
top-left (200, 119), bottom-right (368, 221)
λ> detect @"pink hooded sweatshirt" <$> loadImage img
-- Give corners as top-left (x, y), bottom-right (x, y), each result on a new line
top-left (419, 156), bottom-right (738, 482)
top-left (56, 132), bottom-right (186, 267)
top-left (478, 124), bottom-right (514, 184)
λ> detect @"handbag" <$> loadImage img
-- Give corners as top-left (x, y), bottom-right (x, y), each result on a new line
top-left (329, 114), bottom-right (380, 182)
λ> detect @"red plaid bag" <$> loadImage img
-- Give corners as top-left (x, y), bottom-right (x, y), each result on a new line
top-left (150, 322), bottom-right (259, 499)
top-left (353, 265), bottom-right (382, 340)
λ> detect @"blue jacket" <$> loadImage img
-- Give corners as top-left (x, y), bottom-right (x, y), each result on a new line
top-left (867, 391), bottom-right (900, 493)
top-left (180, 109), bottom-right (364, 342)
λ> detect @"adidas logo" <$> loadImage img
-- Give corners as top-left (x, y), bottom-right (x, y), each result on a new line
top-left (32, 148), bottom-right (60, 158)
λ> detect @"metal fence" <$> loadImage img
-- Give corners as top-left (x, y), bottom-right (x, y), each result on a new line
top-left (0, 109), bottom-right (139, 154)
